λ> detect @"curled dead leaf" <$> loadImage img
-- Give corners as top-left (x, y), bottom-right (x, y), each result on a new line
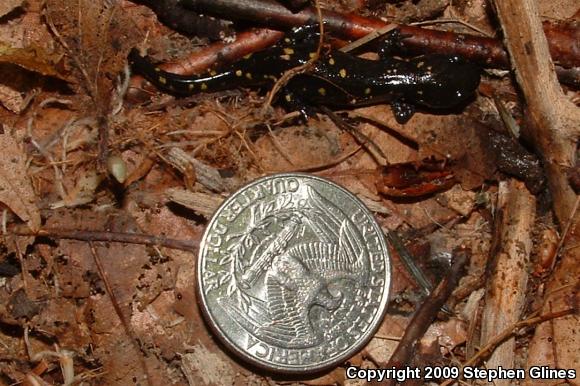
top-left (0, 0), bottom-right (23, 18)
top-left (0, 132), bottom-right (40, 232)
top-left (0, 43), bottom-right (67, 81)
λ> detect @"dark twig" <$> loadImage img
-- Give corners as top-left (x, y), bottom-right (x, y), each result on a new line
top-left (368, 248), bottom-right (469, 386)
top-left (318, 106), bottom-right (386, 160)
top-left (129, 3), bottom-right (579, 101)
top-left (135, 0), bottom-right (233, 40)
top-left (10, 227), bottom-right (199, 253)
top-left (185, 0), bottom-right (580, 69)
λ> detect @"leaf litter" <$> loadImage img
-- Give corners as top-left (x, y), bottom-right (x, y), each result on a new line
top-left (0, 0), bottom-right (578, 385)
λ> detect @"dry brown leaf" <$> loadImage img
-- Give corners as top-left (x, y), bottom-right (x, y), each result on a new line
top-left (0, 43), bottom-right (66, 80)
top-left (0, 0), bottom-right (23, 18)
top-left (0, 132), bottom-right (40, 232)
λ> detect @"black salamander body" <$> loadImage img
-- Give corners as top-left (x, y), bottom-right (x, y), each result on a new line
top-left (129, 27), bottom-right (481, 123)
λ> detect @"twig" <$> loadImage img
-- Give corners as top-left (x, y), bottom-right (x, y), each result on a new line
top-left (269, 145), bottom-right (362, 172)
top-left (472, 309), bottom-right (574, 368)
top-left (138, 0), bottom-right (234, 40)
top-left (318, 106), bottom-right (386, 161)
top-left (439, 308), bottom-right (576, 386)
top-left (410, 18), bottom-right (493, 38)
top-left (10, 227), bottom-right (198, 253)
top-left (368, 249), bottom-right (469, 386)
top-left (187, 0), bottom-right (580, 68)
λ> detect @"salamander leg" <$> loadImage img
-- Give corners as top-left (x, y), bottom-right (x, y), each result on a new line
top-left (391, 100), bottom-right (415, 124)
top-left (378, 29), bottom-right (411, 59)
top-left (286, 23), bottom-right (321, 45)
top-left (280, 89), bottom-right (319, 122)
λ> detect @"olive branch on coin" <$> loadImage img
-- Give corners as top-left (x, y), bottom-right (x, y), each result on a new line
top-left (208, 194), bottom-right (304, 313)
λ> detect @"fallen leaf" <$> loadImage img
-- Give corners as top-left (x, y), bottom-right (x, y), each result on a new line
top-left (0, 132), bottom-right (40, 232)
top-left (0, 43), bottom-right (66, 80)
top-left (0, 0), bottom-right (23, 18)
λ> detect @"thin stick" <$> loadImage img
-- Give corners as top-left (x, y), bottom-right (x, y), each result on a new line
top-left (466, 309), bottom-right (574, 368)
top-left (368, 249), bottom-right (469, 386)
top-left (439, 308), bottom-right (575, 386)
top-left (10, 227), bottom-right (198, 253)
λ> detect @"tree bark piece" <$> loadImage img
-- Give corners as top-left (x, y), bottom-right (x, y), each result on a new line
top-left (492, 0), bottom-right (580, 225)
top-left (492, 2), bottom-right (580, 382)
top-left (480, 179), bottom-right (536, 386)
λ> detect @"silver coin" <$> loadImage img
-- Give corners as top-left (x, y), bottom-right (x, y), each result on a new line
top-left (197, 173), bottom-right (391, 373)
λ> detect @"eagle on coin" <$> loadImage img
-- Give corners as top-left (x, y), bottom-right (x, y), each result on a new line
top-left (220, 186), bottom-right (370, 348)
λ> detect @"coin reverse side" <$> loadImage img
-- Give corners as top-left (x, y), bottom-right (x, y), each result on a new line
top-left (198, 174), bottom-right (391, 373)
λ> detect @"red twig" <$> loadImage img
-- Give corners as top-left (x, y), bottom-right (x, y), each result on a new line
top-left (188, 0), bottom-right (579, 68)
top-left (129, 0), bottom-right (579, 100)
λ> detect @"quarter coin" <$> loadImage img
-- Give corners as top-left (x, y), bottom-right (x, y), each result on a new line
top-left (198, 173), bottom-right (391, 373)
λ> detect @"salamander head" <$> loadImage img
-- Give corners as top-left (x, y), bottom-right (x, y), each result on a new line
top-left (409, 55), bottom-right (481, 109)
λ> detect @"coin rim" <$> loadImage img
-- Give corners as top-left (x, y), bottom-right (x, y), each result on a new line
top-left (197, 173), bottom-right (391, 373)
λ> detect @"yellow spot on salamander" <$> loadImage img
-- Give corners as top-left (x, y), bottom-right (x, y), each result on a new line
top-left (188, 84), bottom-right (195, 90)
top-left (209, 70), bottom-right (217, 76)
top-left (328, 57), bottom-right (335, 65)
top-left (284, 38), bottom-right (291, 43)
top-left (364, 88), bottom-right (371, 95)
top-left (339, 68), bottom-right (347, 78)
top-left (285, 94), bottom-right (293, 102)
top-left (309, 52), bottom-right (317, 59)
top-left (158, 76), bottom-right (167, 85)
top-left (283, 48), bottom-right (295, 55)
top-left (417, 61), bottom-right (425, 68)
top-left (154, 67), bottom-right (161, 72)
top-left (280, 54), bottom-right (291, 60)
top-left (318, 88), bottom-right (326, 96)
top-left (235, 70), bottom-right (243, 77)
top-left (201, 83), bottom-right (208, 90)
top-left (245, 73), bottom-right (253, 80)
top-left (243, 53), bottom-right (253, 59)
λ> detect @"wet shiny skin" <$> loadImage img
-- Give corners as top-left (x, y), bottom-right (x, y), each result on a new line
top-left (129, 28), bottom-right (481, 123)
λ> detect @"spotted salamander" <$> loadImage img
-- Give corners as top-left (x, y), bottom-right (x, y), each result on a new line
top-left (129, 26), bottom-right (481, 123)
